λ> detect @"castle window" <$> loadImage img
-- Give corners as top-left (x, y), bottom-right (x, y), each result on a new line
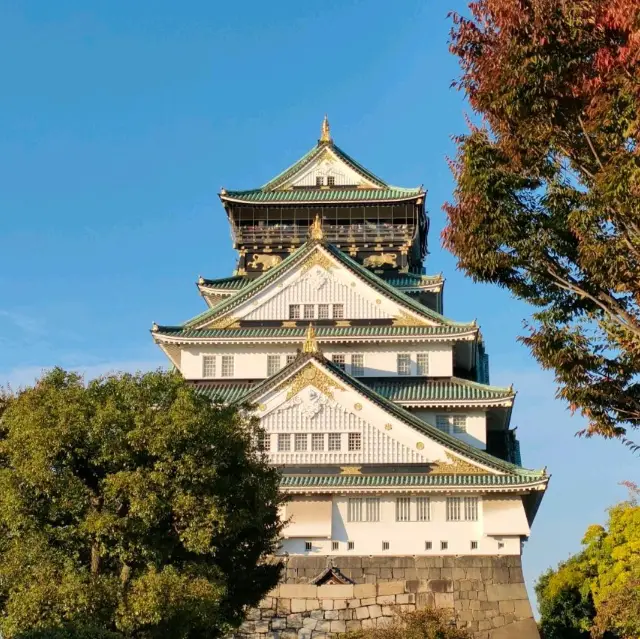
top-left (311, 433), bottom-right (325, 451)
top-left (425, 541), bottom-right (432, 550)
top-left (332, 304), bottom-right (344, 319)
top-left (416, 497), bottom-right (430, 522)
top-left (327, 176), bottom-right (336, 187)
top-left (202, 355), bottom-right (216, 378)
top-left (348, 541), bottom-right (355, 550)
top-left (365, 498), bottom-right (380, 522)
top-left (382, 541), bottom-right (390, 551)
top-left (286, 354), bottom-right (297, 365)
top-left (332, 354), bottom-right (346, 371)
top-left (464, 497), bottom-right (479, 521)
top-left (453, 415), bottom-right (467, 434)
top-left (348, 432), bottom-right (362, 451)
top-left (436, 414), bottom-right (467, 434)
top-left (289, 305), bottom-right (301, 320)
top-left (417, 353), bottom-right (429, 376)
top-left (396, 497), bottom-right (411, 522)
top-left (441, 541), bottom-right (448, 550)
top-left (267, 355), bottom-right (281, 376)
top-left (303, 304), bottom-right (315, 320)
top-left (328, 432), bottom-right (341, 451)
top-left (277, 434), bottom-right (291, 452)
top-left (221, 355), bottom-right (234, 378)
top-left (497, 540), bottom-right (505, 549)
top-left (257, 430), bottom-right (270, 452)
top-left (348, 498), bottom-right (363, 522)
top-left (295, 433), bottom-right (308, 452)
top-left (446, 497), bottom-right (461, 521)
top-left (318, 304), bottom-right (330, 319)
top-left (351, 354), bottom-right (364, 377)
top-left (332, 541), bottom-right (339, 551)
top-left (316, 176), bottom-right (324, 187)
top-left (436, 416), bottom-right (449, 432)
top-left (471, 541), bottom-right (478, 550)
top-left (305, 541), bottom-right (312, 551)
top-left (397, 354), bottom-right (411, 376)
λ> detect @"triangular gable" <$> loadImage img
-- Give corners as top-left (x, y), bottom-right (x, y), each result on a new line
top-left (243, 353), bottom-right (538, 478)
top-left (182, 242), bottom-right (470, 331)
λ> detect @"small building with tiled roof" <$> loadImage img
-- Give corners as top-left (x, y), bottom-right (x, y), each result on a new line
top-left (152, 118), bottom-right (547, 637)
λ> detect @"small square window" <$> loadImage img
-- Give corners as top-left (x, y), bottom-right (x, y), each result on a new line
top-left (286, 354), bottom-right (297, 365)
top-left (436, 415), bottom-right (450, 432)
top-left (417, 353), bottom-right (429, 376)
top-left (382, 541), bottom-right (390, 551)
top-left (348, 541), bottom-right (355, 551)
top-left (471, 541), bottom-right (478, 550)
top-left (303, 304), bottom-right (315, 320)
top-left (441, 541), bottom-right (448, 550)
top-left (294, 433), bottom-right (308, 451)
top-left (202, 355), bottom-right (216, 378)
top-left (351, 354), bottom-right (364, 377)
top-left (257, 430), bottom-right (270, 452)
top-left (332, 354), bottom-right (346, 371)
top-left (277, 434), bottom-right (291, 452)
top-left (318, 304), bottom-right (330, 319)
top-left (328, 432), bottom-right (341, 451)
top-left (348, 432), bottom-right (362, 451)
top-left (497, 541), bottom-right (505, 550)
top-left (332, 304), bottom-right (344, 319)
top-left (397, 354), bottom-right (411, 376)
top-left (327, 176), bottom-right (336, 187)
top-left (305, 541), bottom-right (312, 551)
top-left (425, 541), bottom-right (432, 550)
top-left (311, 433), bottom-right (325, 451)
top-left (289, 305), bottom-right (301, 320)
top-left (453, 415), bottom-right (467, 434)
top-left (315, 176), bottom-right (324, 187)
top-left (221, 355), bottom-right (234, 378)
top-left (331, 541), bottom-right (339, 551)
top-left (267, 354), bottom-right (281, 376)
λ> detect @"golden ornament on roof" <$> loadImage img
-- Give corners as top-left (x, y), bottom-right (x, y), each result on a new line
top-left (320, 114), bottom-right (332, 143)
top-left (302, 324), bottom-right (320, 354)
top-left (309, 214), bottom-right (324, 241)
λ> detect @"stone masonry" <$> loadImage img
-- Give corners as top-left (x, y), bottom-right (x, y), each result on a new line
top-left (229, 556), bottom-right (540, 639)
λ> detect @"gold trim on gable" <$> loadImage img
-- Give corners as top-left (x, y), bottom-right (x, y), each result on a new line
top-left (280, 364), bottom-right (345, 401)
top-left (392, 311), bottom-right (429, 327)
top-left (429, 452), bottom-right (490, 475)
top-left (206, 315), bottom-right (240, 330)
top-left (340, 466), bottom-right (362, 475)
top-left (301, 251), bottom-right (334, 274)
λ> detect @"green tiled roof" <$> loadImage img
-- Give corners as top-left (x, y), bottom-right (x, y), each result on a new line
top-left (280, 473), bottom-right (545, 489)
top-left (222, 188), bottom-right (422, 204)
top-left (383, 273), bottom-right (443, 289)
top-left (192, 377), bottom-right (512, 405)
top-left (155, 325), bottom-right (475, 340)
top-left (177, 242), bottom-right (472, 330)
top-left (366, 378), bottom-right (513, 403)
top-left (199, 276), bottom-right (248, 290)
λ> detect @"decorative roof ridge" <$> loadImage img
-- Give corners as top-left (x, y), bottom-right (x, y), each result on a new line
top-left (239, 356), bottom-right (542, 478)
top-left (198, 275), bottom-right (247, 287)
top-left (363, 376), bottom-right (515, 397)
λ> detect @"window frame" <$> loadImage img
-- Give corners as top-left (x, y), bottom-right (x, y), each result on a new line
top-left (318, 303), bottom-right (330, 319)
top-left (267, 354), bottom-right (281, 376)
top-left (348, 432), bottom-right (362, 451)
top-left (416, 497), bottom-right (430, 522)
top-left (294, 433), bottom-right (308, 452)
top-left (327, 432), bottom-right (341, 451)
top-left (351, 354), bottom-right (364, 377)
top-left (221, 355), bottom-right (234, 378)
top-left (303, 304), bottom-right (315, 320)
top-left (202, 355), bottom-right (216, 378)
top-left (277, 433), bottom-right (291, 452)
top-left (396, 497), bottom-right (411, 522)
top-left (311, 433), bottom-right (325, 451)
top-left (348, 498), bottom-right (363, 522)
top-left (416, 353), bottom-right (429, 376)
top-left (331, 354), bottom-right (346, 371)
top-left (289, 304), bottom-right (301, 320)
top-left (332, 304), bottom-right (344, 319)
top-left (397, 353), bottom-right (411, 376)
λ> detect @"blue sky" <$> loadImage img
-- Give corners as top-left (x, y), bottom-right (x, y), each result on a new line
top-left (0, 0), bottom-right (637, 607)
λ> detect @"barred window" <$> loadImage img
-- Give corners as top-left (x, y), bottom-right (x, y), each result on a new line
top-left (348, 432), bottom-right (362, 451)
top-left (202, 355), bottom-right (216, 378)
top-left (396, 497), bottom-right (411, 522)
top-left (332, 354), bottom-right (346, 371)
top-left (286, 354), bottom-right (297, 365)
top-left (446, 497), bottom-right (461, 521)
top-left (365, 498), bottom-right (380, 522)
top-left (305, 541), bottom-right (312, 551)
top-left (351, 354), bottom-right (364, 377)
top-left (221, 355), bottom-right (234, 378)
top-left (453, 415), bottom-right (467, 434)
top-left (348, 541), bottom-right (355, 550)
top-left (416, 497), bottom-right (430, 522)
top-left (327, 176), bottom-right (336, 187)
top-left (318, 304), bottom-right (330, 319)
top-left (425, 541), bottom-right (432, 550)
top-left (267, 355), bottom-right (281, 376)
top-left (471, 541), bottom-right (478, 550)
top-left (294, 433), bottom-right (308, 452)
top-left (289, 305), bottom-right (301, 320)
top-left (348, 498), bottom-right (363, 522)
top-left (311, 433), bottom-right (324, 451)
top-left (436, 415), bottom-right (449, 432)
top-left (303, 304), bottom-right (315, 320)
top-left (441, 541), bottom-right (448, 550)
top-left (416, 353), bottom-right (429, 376)
top-left (382, 541), bottom-right (390, 551)
top-left (257, 430), bottom-right (270, 452)
top-left (332, 541), bottom-right (339, 551)
top-left (277, 434), bottom-right (291, 452)
top-left (397, 354), bottom-right (411, 376)
top-left (436, 415), bottom-right (467, 434)
top-left (332, 304), bottom-right (344, 319)
top-left (328, 432), bottom-right (341, 451)
top-left (316, 176), bottom-right (324, 187)
top-left (464, 497), bottom-right (479, 521)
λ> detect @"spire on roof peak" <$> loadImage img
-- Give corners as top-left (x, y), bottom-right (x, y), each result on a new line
top-left (309, 214), bottom-right (324, 241)
top-left (319, 114), bottom-right (332, 144)
top-left (302, 324), bottom-right (320, 354)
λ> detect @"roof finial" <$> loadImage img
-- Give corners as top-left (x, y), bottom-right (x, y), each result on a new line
top-left (309, 214), bottom-right (324, 241)
top-left (320, 114), bottom-right (332, 143)
top-left (302, 324), bottom-right (320, 354)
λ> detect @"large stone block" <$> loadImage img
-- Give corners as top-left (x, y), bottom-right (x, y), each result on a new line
top-left (317, 584), bottom-right (354, 599)
top-left (490, 618), bottom-right (540, 639)
top-left (377, 581), bottom-right (404, 596)
top-left (279, 584), bottom-right (318, 599)
top-left (354, 583), bottom-right (376, 598)
top-left (486, 583), bottom-right (528, 602)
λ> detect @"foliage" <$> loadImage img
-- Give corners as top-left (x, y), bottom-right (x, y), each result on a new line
top-left (343, 608), bottom-right (472, 639)
top-left (444, 0), bottom-right (640, 446)
top-left (0, 368), bottom-right (284, 638)
top-left (536, 484), bottom-right (640, 638)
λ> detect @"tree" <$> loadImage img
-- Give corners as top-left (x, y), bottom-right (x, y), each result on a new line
top-left (0, 369), bottom-right (284, 638)
top-left (536, 484), bottom-right (640, 638)
top-left (344, 608), bottom-right (472, 639)
top-left (444, 0), bottom-right (640, 446)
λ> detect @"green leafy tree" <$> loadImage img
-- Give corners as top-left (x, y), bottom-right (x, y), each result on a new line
top-left (0, 368), bottom-right (284, 638)
top-left (536, 484), bottom-right (640, 638)
top-left (444, 0), bottom-right (640, 446)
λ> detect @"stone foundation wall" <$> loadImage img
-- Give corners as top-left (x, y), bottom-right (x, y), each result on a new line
top-left (230, 556), bottom-right (540, 639)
